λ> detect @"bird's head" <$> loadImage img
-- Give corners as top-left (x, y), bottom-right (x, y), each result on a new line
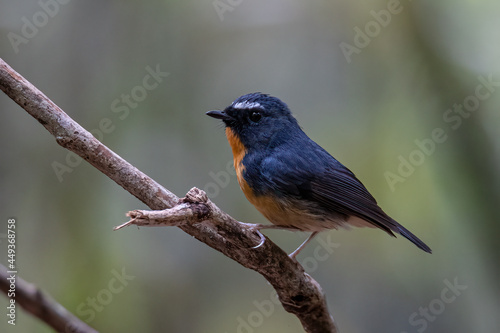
top-left (206, 92), bottom-right (300, 150)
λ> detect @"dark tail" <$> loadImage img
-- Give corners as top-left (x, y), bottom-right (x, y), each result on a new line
top-left (394, 222), bottom-right (432, 254)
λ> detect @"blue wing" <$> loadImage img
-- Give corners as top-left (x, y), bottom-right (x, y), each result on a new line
top-left (249, 141), bottom-right (431, 253)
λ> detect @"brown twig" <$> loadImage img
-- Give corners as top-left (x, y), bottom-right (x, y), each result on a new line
top-left (0, 58), bottom-right (338, 333)
top-left (0, 264), bottom-right (98, 333)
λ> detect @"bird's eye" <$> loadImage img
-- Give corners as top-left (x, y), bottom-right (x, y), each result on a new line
top-left (249, 111), bottom-right (262, 123)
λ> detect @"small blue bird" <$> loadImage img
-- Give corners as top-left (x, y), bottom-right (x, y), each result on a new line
top-left (207, 93), bottom-right (431, 258)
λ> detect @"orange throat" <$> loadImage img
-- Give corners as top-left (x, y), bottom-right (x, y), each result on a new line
top-left (225, 127), bottom-right (249, 191)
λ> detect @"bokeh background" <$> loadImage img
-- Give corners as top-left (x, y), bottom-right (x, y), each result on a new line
top-left (1, 1), bottom-right (499, 332)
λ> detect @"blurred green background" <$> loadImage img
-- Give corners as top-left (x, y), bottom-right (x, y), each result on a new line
top-left (1, 1), bottom-right (499, 332)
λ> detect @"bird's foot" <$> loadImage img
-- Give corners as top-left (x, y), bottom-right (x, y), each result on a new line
top-left (239, 223), bottom-right (267, 249)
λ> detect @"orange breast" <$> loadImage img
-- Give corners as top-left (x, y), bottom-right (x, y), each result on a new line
top-left (226, 127), bottom-right (247, 188)
top-left (225, 128), bottom-right (292, 226)
top-left (225, 128), bottom-right (263, 208)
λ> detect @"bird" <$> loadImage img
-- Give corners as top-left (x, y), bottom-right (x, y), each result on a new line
top-left (206, 92), bottom-right (431, 258)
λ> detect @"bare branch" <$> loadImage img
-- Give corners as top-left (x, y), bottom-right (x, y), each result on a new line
top-left (115, 202), bottom-right (200, 230)
top-left (0, 58), bottom-right (338, 333)
top-left (0, 264), bottom-right (98, 333)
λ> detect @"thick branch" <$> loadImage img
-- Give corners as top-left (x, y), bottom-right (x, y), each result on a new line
top-left (0, 264), bottom-right (98, 333)
top-left (0, 58), bottom-right (337, 333)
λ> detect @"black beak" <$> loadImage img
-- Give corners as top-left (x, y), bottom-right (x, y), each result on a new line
top-left (206, 110), bottom-right (231, 121)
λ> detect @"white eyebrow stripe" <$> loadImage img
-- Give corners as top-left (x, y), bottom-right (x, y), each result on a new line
top-left (232, 101), bottom-right (262, 109)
